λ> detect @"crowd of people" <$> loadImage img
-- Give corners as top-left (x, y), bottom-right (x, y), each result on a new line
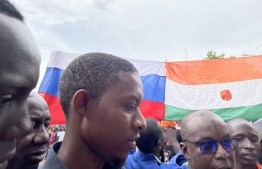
top-left (0, 0), bottom-right (262, 169)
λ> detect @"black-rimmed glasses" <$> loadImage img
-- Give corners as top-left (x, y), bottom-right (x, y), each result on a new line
top-left (183, 137), bottom-right (238, 154)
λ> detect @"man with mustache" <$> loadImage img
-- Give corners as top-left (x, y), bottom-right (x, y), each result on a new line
top-left (6, 92), bottom-right (51, 169)
top-left (42, 53), bottom-right (147, 169)
top-left (227, 118), bottom-right (262, 169)
top-left (0, 0), bottom-right (41, 168)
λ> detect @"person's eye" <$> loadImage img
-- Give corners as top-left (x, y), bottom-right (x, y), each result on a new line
top-left (0, 95), bottom-right (12, 107)
top-left (44, 122), bottom-right (50, 130)
top-left (31, 121), bottom-right (37, 128)
top-left (126, 105), bottom-right (135, 112)
top-left (251, 137), bottom-right (259, 143)
top-left (233, 137), bottom-right (243, 141)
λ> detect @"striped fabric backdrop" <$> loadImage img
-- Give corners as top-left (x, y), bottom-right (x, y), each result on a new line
top-left (39, 51), bottom-right (80, 124)
top-left (164, 56), bottom-right (262, 121)
top-left (39, 51), bottom-right (262, 124)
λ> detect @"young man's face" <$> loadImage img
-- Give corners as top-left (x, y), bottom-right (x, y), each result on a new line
top-left (7, 93), bottom-right (50, 169)
top-left (228, 121), bottom-right (260, 167)
top-left (0, 14), bottom-right (40, 168)
top-left (82, 71), bottom-right (146, 168)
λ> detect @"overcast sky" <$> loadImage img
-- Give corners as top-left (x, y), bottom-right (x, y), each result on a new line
top-left (10, 0), bottom-right (262, 88)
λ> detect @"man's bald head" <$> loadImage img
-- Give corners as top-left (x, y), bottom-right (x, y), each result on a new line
top-left (181, 110), bottom-right (227, 141)
top-left (226, 118), bottom-right (256, 137)
top-left (226, 118), bottom-right (250, 125)
top-left (180, 110), bottom-right (236, 169)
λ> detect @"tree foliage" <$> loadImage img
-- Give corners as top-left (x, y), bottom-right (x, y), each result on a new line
top-left (204, 51), bottom-right (235, 60)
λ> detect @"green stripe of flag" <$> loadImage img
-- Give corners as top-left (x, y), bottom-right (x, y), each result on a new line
top-left (164, 104), bottom-right (262, 122)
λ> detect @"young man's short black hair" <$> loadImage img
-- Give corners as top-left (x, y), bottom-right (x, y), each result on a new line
top-left (59, 52), bottom-right (138, 119)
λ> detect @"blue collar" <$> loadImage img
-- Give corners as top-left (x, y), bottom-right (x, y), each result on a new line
top-left (133, 151), bottom-right (162, 164)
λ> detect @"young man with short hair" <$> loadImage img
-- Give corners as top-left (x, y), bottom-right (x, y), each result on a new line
top-left (42, 53), bottom-right (146, 169)
top-left (227, 118), bottom-right (262, 169)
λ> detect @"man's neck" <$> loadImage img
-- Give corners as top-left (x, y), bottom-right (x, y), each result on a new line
top-left (57, 132), bottom-right (105, 169)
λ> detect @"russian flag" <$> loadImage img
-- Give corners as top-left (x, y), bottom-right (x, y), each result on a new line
top-left (39, 51), bottom-right (80, 124)
top-left (127, 59), bottom-right (166, 121)
top-left (39, 51), bottom-right (166, 124)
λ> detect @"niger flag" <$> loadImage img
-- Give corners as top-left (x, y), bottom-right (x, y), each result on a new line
top-left (164, 56), bottom-right (262, 122)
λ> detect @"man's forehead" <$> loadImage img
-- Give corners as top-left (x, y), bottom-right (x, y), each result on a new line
top-left (229, 121), bottom-right (258, 135)
top-left (187, 117), bottom-right (229, 140)
top-left (0, 14), bottom-right (40, 92)
top-left (28, 96), bottom-right (48, 111)
top-left (0, 13), bottom-right (40, 63)
top-left (187, 115), bottom-right (219, 130)
top-left (29, 105), bottom-right (50, 120)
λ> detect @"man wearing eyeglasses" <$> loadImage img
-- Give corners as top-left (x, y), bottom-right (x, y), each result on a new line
top-left (180, 110), bottom-right (237, 169)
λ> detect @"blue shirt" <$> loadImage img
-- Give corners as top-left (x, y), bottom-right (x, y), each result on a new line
top-left (125, 151), bottom-right (188, 169)
top-left (169, 151), bottom-right (188, 166)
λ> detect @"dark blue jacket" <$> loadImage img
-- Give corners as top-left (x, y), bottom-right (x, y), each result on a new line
top-left (125, 151), bottom-right (188, 169)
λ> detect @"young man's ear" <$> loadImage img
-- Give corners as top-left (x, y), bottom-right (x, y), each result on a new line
top-left (180, 142), bottom-right (190, 159)
top-left (72, 89), bottom-right (90, 117)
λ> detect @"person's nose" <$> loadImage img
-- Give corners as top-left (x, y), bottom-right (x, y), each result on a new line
top-left (33, 125), bottom-right (49, 144)
top-left (133, 109), bottom-right (147, 131)
top-left (215, 143), bottom-right (230, 160)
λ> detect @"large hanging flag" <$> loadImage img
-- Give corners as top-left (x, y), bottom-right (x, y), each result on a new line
top-left (127, 59), bottom-right (166, 121)
top-left (39, 51), bottom-right (262, 124)
top-left (38, 51), bottom-right (166, 124)
top-left (39, 51), bottom-right (80, 124)
top-left (164, 56), bottom-right (262, 122)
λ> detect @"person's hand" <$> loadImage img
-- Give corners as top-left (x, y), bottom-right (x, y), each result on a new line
top-left (163, 127), bottom-right (177, 142)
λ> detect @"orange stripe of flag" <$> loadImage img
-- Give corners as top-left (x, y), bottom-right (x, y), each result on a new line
top-left (165, 55), bottom-right (262, 85)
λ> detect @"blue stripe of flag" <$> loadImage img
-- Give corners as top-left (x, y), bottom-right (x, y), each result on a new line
top-left (141, 75), bottom-right (165, 102)
top-left (39, 67), bottom-right (166, 103)
top-left (39, 67), bottom-right (64, 97)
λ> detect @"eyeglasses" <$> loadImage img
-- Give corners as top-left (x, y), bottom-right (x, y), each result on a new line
top-left (183, 137), bottom-right (238, 154)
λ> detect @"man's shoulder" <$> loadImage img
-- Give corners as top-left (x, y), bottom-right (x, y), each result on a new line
top-left (42, 142), bottom-right (68, 169)
top-left (125, 151), bottom-right (187, 169)
top-left (169, 151), bottom-right (188, 166)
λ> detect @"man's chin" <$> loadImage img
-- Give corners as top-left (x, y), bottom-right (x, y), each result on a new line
top-left (103, 159), bottom-right (125, 169)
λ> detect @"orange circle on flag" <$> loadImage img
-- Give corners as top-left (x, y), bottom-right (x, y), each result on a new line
top-left (220, 90), bottom-right (232, 101)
